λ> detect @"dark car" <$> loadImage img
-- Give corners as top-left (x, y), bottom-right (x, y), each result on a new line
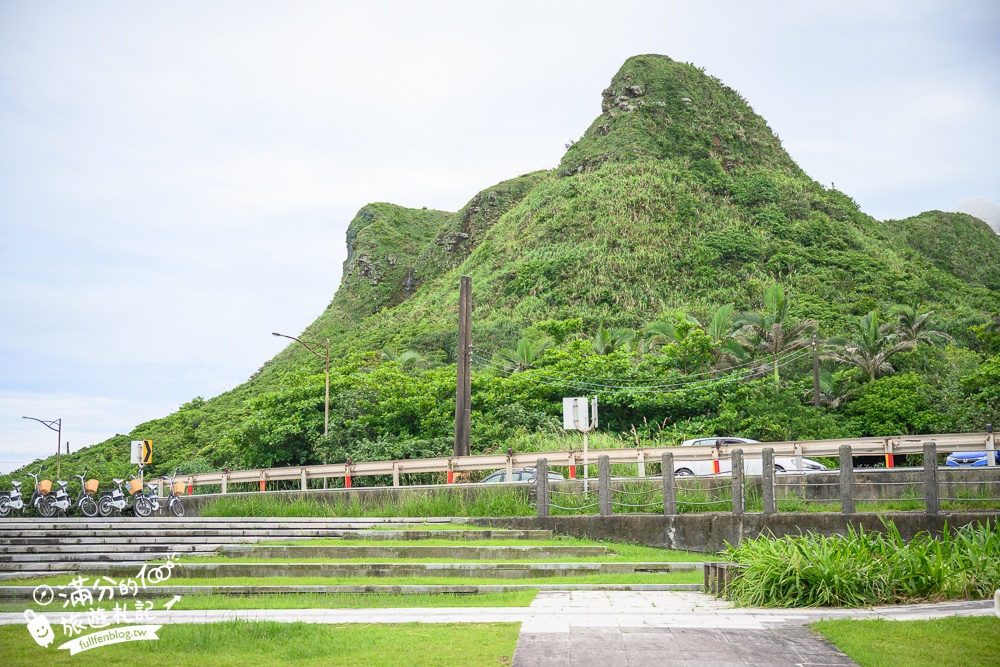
top-left (481, 467), bottom-right (565, 483)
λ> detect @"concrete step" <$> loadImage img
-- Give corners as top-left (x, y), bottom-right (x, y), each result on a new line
top-left (0, 570), bottom-right (74, 581)
top-left (0, 560), bottom-right (148, 572)
top-left (0, 530), bottom-right (375, 539)
top-left (219, 545), bottom-right (608, 560)
top-left (0, 545), bottom-right (218, 557)
top-left (0, 536), bottom-right (327, 546)
top-left (0, 518), bottom-right (458, 530)
top-left (0, 582), bottom-right (704, 597)
top-left (0, 552), bottom-right (195, 564)
top-left (82, 561), bottom-right (703, 579)
top-left (327, 529), bottom-right (553, 541)
top-left (0, 529), bottom-right (554, 542)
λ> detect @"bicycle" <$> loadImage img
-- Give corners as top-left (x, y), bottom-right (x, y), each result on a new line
top-left (159, 469), bottom-right (186, 517)
top-left (23, 467), bottom-right (55, 517)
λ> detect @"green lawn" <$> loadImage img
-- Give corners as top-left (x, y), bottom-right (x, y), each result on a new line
top-left (177, 538), bottom-right (709, 564)
top-left (1, 590), bottom-right (537, 613)
top-left (813, 616), bottom-right (1000, 667)
top-left (0, 571), bottom-right (702, 588)
top-left (0, 621), bottom-right (520, 667)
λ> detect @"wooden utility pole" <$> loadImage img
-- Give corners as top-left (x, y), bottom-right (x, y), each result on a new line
top-left (812, 332), bottom-right (820, 407)
top-left (453, 276), bottom-right (472, 457)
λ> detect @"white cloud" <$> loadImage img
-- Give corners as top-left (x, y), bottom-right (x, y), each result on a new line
top-left (0, 392), bottom-right (176, 474)
top-left (1, 0), bottom-right (998, 453)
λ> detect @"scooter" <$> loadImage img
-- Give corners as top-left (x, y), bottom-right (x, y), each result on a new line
top-left (0, 480), bottom-right (23, 517)
top-left (45, 479), bottom-right (73, 516)
top-left (97, 470), bottom-right (144, 517)
top-left (71, 468), bottom-right (99, 517)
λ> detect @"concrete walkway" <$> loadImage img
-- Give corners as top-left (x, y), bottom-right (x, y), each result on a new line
top-left (0, 592), bottom-right (993, 666)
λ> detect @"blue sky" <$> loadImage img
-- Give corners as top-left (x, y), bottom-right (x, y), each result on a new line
top-left (1, 1), bottom-right (998, 472)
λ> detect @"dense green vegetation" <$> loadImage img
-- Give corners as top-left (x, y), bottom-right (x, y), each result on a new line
top-left (5, 54), bottom-right (999, 489)
top-left (725, 521), bottom-right (1000, 607)
top-left (813, 617), bottom-right (1000, 667)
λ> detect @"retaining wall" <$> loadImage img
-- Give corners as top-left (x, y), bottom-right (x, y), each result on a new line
top-left (467, 511), bottom-right (1000, 553)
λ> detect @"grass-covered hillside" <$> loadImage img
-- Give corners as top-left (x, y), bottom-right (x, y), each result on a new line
top-left (6, 54), bottom-right (1000, 488)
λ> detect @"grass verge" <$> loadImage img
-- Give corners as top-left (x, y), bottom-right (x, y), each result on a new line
top-left (187, 536), bottom-right (712, 563)
top-left (812, 616), bottom-right (1000, 667)
top-left (0, 621), bottom-right (520, 667)
top-left (0, 572), bottom-right (702, 588)
top-left (0, 590), bottom-right (537, 613)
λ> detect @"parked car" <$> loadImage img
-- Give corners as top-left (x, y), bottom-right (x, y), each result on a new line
top-left (945, 451), bottom-right (1000, 467)
top-left (674, 437), bottom-right (827, 476)
top-left (481, 467), bottom-right (565, 483)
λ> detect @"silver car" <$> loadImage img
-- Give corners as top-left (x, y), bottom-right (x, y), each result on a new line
top-left (674, 437), bottom-right (826, 476)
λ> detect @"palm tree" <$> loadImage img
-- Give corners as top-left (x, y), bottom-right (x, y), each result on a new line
top-left (591, 323), bottom-right (633, 355)
top-left (644, 320), bottom-right (680, 351)
top-left (701, 304), bottom-right (749, 370)
top-left (735, 284), bottom-right (816, 385)
top-left (824, 310), bottom-right (914, 382)
top-left (803, 369), bottom-right (857, 408)
top-left (496, 337), bottom-right (550, 372)
top-left (380, 348), bottom-right (425, 368)
top-left (890, 300), bottom-right (954, 345)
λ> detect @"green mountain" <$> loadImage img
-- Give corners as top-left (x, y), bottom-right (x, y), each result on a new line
top-left (7, 54), bottom-right (1000, 486)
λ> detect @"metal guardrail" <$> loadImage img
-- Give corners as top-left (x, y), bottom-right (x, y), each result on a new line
top-left (176, 431), bottom-right (997, 493)
top-left (534, 443), bottom-right (1000, 518)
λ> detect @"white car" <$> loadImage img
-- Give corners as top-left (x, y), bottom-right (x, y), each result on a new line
top-left (673, 437), bottom-right (826, 476)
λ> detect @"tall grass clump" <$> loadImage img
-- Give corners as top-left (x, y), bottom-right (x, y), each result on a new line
top-left (725, 520), bottom-right (1000, 607)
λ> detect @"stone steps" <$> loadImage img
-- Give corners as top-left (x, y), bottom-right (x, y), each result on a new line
top-left (0, 543), bottom-right (221, 554)
top-left (0, 529), bottom-right (551, 541)
top-left (82, 561), bottom-right (702, 579)
top-left (219, 545), bottom-right (608, 560)
top-left (0, 545), bottom-right (218, 560)
top-left (0, 518), bottom-right (457, 530)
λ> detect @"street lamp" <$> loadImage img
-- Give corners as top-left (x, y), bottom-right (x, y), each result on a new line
top-left (23, 416), bottom-right (62, 478)
top-left (272, 332), bottom-right (330, 470)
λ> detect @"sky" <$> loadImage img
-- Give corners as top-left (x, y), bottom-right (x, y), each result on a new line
top-left (1, 1), bottom-right (998, 473)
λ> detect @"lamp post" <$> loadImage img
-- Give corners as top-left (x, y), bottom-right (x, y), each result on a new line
top-left (272, 332), bottom-right (330, 486)
top-left (23, 416), bottom-right (62, 478)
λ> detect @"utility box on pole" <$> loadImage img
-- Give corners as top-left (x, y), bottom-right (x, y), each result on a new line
top-left (563, 397), bottom-right (597, 492)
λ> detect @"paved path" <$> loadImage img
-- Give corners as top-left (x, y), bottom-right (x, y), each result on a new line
top-left (0, 592), bottom-right (993, 666)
